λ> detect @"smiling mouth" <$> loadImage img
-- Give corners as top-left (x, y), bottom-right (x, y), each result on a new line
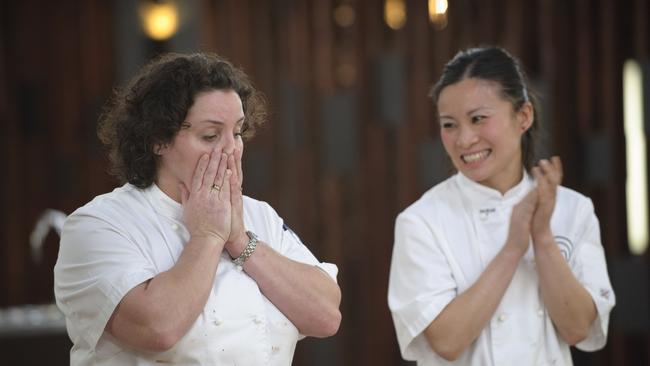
top-left (461, 150), bottom-right (491, 163)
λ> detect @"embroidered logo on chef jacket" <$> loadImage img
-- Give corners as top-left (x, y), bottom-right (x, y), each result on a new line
top-left (554, 235), bottom-right (574, 261)
top-left (282, 223), bottom-right (304, 245)
top-left (600, 288), bottom-right (611, 300)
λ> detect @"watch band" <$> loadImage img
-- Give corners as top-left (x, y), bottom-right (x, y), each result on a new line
top-left (233, 230), bottom-right (258, 269)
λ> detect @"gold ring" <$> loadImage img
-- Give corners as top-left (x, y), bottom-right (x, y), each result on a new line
top-left (211, 184), bottom-right (221, 191)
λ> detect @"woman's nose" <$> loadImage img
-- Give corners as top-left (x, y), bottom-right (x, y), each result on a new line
top-left (221, 133), bottom-right (236, 155)
top-left (457, 125), bottom-right (479, 148)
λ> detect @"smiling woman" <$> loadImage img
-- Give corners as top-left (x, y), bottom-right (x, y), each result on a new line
top-left (388, 46), bottom-right (615, 366)
top-left (436, 77), bottom-right (533, 194)
top-left (54, 52), bottom-right (341, 366)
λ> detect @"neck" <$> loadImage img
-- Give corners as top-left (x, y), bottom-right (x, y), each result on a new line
top-left (494, 170), bottom-right (524, 195)
top-left (477, 168), bottom-right (524, 196)
top-left (155, 176), bottom-right (182, 203)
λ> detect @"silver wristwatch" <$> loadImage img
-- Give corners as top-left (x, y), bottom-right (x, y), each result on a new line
top-left (233, 231), bottom-right (259, 269)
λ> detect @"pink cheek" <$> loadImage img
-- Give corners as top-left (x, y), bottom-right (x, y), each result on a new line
top-left (439, 134), bottom-right (455, 153)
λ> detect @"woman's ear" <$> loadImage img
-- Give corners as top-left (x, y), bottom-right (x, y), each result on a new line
top-left (518, 102), bottom-right (534, 132)
top-left (153, 143), bottom-right (166, 156)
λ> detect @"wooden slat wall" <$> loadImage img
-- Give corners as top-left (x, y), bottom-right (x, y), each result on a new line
top-left (1, 0), bottom-right (115, 306)
top-left (2, 0), bottom-right (648, 365)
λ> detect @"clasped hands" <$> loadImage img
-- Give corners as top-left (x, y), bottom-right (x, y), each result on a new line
top-left (508, 156), bottom-right (563, 254)
top-left (180, 148), bottom-right (248, 254)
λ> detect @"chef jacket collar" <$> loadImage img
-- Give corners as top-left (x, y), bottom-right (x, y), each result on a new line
top-left (455, 169), bottom-right (535, 208)
top-left (144, 183), bottom-right (184, 221)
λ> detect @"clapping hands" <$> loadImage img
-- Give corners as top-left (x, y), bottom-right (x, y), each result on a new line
top-left (530, 157), bottom-right (563, 239)
top-left (507, 156), bottom-right (563, 254)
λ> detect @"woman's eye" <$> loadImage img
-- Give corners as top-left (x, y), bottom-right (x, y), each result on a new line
top-left (472, 115), bottom-right (486, 123)
top-left (234, 132), bottom-right (243, 139)
top-left (441, 122), bottom-right (455, 129)
top-left (204, 135), bottom-right (218, 141)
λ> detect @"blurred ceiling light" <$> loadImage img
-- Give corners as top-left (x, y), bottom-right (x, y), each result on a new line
top-left (428, 0), bottom-right (448, 30)
top-left (139, 0), bottom-right (179, 41)
top-left (384, 0), bottom-right (406, 30)
top-left (334, 4), bottom-right (355, 28)
top-left (623, 59), bottom-right (649, 255)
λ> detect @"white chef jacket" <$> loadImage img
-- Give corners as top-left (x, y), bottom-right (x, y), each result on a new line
top-left (388, 172), bottom-right (615, 366)
top-left (54, 183), bottom-right (338, 366)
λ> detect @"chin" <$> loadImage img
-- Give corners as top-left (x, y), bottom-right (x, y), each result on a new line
top-left (460, 168), bottom-right (490, 184)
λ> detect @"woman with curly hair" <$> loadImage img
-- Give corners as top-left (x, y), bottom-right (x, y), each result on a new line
top-left (54, 52), bottom-right (341, 365)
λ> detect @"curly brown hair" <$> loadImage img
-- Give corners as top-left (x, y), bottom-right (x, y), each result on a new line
top-left (98, 52), bottom-right (267, 188)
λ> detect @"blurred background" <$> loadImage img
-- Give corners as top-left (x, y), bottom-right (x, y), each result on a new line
top-left (1, 0), bottom-right (649, 364)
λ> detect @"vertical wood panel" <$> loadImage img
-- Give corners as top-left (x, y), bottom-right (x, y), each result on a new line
top-left (2, 0), bottom-right (115, 306)
top-left (575, 0), bottom-right (594, 134)
top-left (0, 0), bottom-right (18, 306)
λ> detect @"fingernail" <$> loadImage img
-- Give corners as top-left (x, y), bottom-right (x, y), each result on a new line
top-left (226, 169), bottom-right (232, 175)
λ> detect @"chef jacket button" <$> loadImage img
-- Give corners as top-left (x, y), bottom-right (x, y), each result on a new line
top-left (253, 317), bottom-right (262, 324)
top-left (214, 318), bottom-right (222, 326)
top-left (271, 345), bottom-right (280, 353)
top-left (171, 223), bottom-right (179, 231)
top-left (497, 314), bottom-right (507, 323)
top-left (537, 309), bottom-right (544, 317)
